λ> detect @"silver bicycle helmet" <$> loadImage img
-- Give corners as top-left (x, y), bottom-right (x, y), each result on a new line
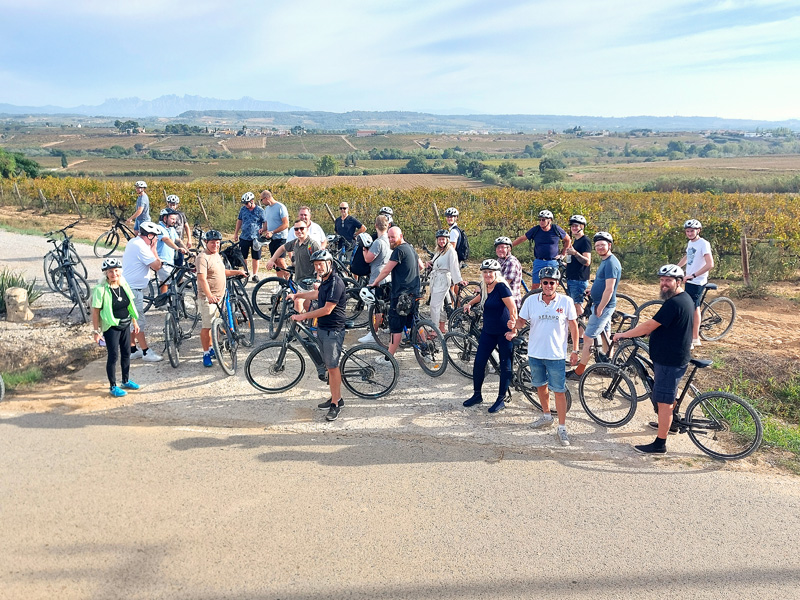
top-left (494, 236), bottom-right (512, 247)
top-left (569, 214), bottom-right (587, 226)
top-left (684, 219), bottom-right (702, 229)
top-left (539, 266), bottom-right (561, 281)
top-left (379, 206), bottom-right (394, 216)
top-left (139, 221), bottom-right (160, 235)
top-left (134, 180), bottom-right (147, 189)
top-left (310, 249), bottom-right (334, 262)
top-left (538, 209), bottom-right (554, 219)
top-left (357, 232), bottom-right (373, 247)
top-left (435, 229), bottom-right (449, 238)
top-left (166, 194), bottom-right (180, 204)
top-left (444, 207), bottom-right (459, 217)
top-left (102, 258), bottom-right (122, 271)
top-left (658, 264), bottom-right (685, 279)
top-left (480, 259), bottom-right (501, 271)
top-left (593, 231), bottom-right (613, 244)
top-left (241, 191), bottom-right (255, 204)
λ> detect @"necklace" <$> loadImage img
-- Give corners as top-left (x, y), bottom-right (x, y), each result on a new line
top-left (110, 285), bottom-right (122, 301)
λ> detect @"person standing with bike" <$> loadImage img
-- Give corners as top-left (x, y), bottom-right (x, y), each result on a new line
top-left (91, 258), bottom-right (141, 397)
top-left (613, 265), bottom-right (694, 455)
top-left (427, 229), bottom-right (463, 333)
top-left (563, 215), bottom-right (592, 317)
top-left (512, 209), bottom-right (571, 290)
top-left (495, 236), bottom-right (522, 309)
top-left (462, 259), bottom-right (518, 414)
top-left (288, 250), bottom-right (349, 421)
top-left (165, 195), bottom-right (191, 269)
top-left (233, 192), bottom-right (266, 283)
top-left (121, 222), bottom-right (163, 362)
top-left (515, 266), bottom-right (579, 445)
top-left (259, 190), bottom-right (290, 279)
top-left (155, 208), bottom-right (188, 293)
top-left (196, 230), bottom-right (247, 368)
top-left (357, 216), bottom-right (392, 344)
top-left (334, 202), bottom-right (366, 243)
top-left (267, 219), bottom-right (322, 313)
top-left (126, 181), bottom-right (151, 234)
top-left (677, 219), bottom-right (714, 349)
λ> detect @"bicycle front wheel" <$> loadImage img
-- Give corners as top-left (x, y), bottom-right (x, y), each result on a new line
top-left (165, 313), bottom-right (180, 368)
top-left (443, 331), bottom-right (479, 378)
top-left (245, 342), bottom-right (305, 393)
top-left (233, 293), bottom-right (256, 347)
top-left (251, 277), bottom-right (287, 321)
top-left (143, 278), bottom-right (158, 313)
top-left (456, 281), bottom-right (481, 307)
top-left (579, 363), bottom-right (638, 427)
top-left (611, 340), bottom-right (652, 402)
top-left (93, 229), bottom-right (120, 257)
top-left (43, 251), bottom-right (62, 292)
top-left (367, 302), bottom-right (391, 348)
top-left (69, 273), bottom-right (90, 324)
top-left (178, 279), bottom-right (200, 334)
top-left (341, 343), bottom-right (399, 399)
top-left (412, 319), bottom-right (448, 377)
top-left (211, 317), bottom-right (237, 376)
top-left (635, 300), bottom-right (663, 329)
top-left (268, 288), bottom-right (289, 340)
top-left (516, 362), bottom-right (573, 413)
top-left (699, 297), bottom-right (736, 341)
top-left (611, 293), bottom-right (639, 333)
top-left (685, 392), bottom-right (762, 460)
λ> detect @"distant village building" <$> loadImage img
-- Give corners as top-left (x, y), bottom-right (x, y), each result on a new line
top-left (356, 130), bottom-right (377, 137)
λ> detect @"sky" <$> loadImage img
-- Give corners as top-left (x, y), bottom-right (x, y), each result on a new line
top-left (2, 0), bottom-right (799, 120)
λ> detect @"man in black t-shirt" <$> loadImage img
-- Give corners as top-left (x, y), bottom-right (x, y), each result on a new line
top-left (563, 215), bottom-right (592, 316)
top-left (369, 226), bottom-right (423, 358)
top-left (290, 250), bottom-right (348, 422)
top-left (613, 264), bottom-right (694, 454)
top-left (334, 201), bottom-right (366, 243)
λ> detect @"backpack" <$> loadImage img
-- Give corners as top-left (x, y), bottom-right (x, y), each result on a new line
top-left (349, 239), bottom-right (372, 277)
top-left (453, 225), bottom-right (470, 262)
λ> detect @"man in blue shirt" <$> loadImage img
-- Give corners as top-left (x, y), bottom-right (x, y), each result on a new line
top-left (233, 192), bottom-right (266, 282)
top-left (512, 209), bottom-right (571, 290)
top-left (126, 180), bottom-right (150, 234)
top-left (259, 190), bottom-right (290, 278)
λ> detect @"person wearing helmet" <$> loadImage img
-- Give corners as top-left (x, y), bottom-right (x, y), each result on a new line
top-left (515, 266), bottom-right (580, 446)
top-left (257, 190), bottom-right (290, 279)
top-left (443, 206), bottom-right (461, 249)
top-left (233, 192), bottom-right (266, 282)
top-left (357, 215), bottom-right (392, 343)
top-left (90, 257), bottom-right (141, 397)
top-left (426, 229), bottom-right (464, 333)
top-left (564, 215), bottom-right (592, 316)
top-left (289, 249), bottom-right (349, 421)
top-left (127, 180), bottom-right (151, 233)
top-left (164, 194), bottom-right (191, 269)
top-left (195, 229), bottom-right (247, 367)
top-left (121, 221), bottom-right (164, 362)
top-left (677, 219), bottom-right (714, 347)
top-left (567, 231), bottom-right (622, 381)
top-left (613, 265), bottom-right (694, 455)
top-left (334, 201), bottom-right (366, 243)
top-left (154, 208), bottom-right (188, 293)
top-left (378, 206), bottom-right (394, 225)
top-left (460, 259), bottom-right (518, 413)
top-left (494, 236), bottom-right (522, 308)
top-left (512, 209), bottom-right (571, 289)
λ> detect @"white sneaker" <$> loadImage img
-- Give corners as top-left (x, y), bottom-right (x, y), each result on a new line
top-left (374, 353), bottom-right (392, 365)
top-left (557, 426), bottom-right (570, 446)
top-left (358, 332), bottom-right (376, 344)
top-left (142, 350), bottom-right (163, 362)
top-left (692, 339), bottom-right (701, 348)
top-left (531, 414), bottom-right (554, 429)
top-left (130, 349), bottom-right (144, 360)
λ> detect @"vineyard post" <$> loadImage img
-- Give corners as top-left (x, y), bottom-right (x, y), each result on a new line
top-left (68, 189), bottom-right (82, 218)
top-left (740, 234), bottom-right (751, 286)
top-left (13, 181), bottom-right (22, 206)
top-left (196, 191), bottom-right (210, 225)
top-left (323, 202), bottom-right (337, 225)
top-left (163, 189), bottom-right (168, 201)
top-left (38, 189), bottom-right (49, 212)
top-left (432, 201), bottom-right (441, 229)
top-left (0, 182), bottom-right (4, 199)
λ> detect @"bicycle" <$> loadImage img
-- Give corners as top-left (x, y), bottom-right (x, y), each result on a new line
top-left (366, 292), bottom-right (448, 377)
top-left (251, 266), bottom-right (317, 338)
top-left (578, 340), bottom-right (762, 460)
top-left (245, 319), bottom-right (400, 399)
top-left (151, 262), bottom-right (201, 368)
top-left (210, 275), bottom-right (256, 376)
top-left (635, 283), bottom-right (736, 342)
top-left (93, 205), bottom-right (137, 257)
top-left (43, 221), bottom-right (90, 323)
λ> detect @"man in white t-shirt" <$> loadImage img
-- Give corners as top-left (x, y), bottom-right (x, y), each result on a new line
top-left (286, 206), bottom-right (327, 248)
top-left (677, 219), bottom-right (714, 348)
top-left (514, 266), bottom-right (579, 446)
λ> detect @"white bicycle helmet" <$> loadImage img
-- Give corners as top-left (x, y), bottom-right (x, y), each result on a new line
top-left (359, 287), bottom-right (376, 305)
top-left (569, 215), bottom-right (587, 226)
top-left (134, 181), bottom-right (147, 189)
top-left (241, 191), bottom-right (255, 204)
top-left (139, 221), bottom-right (160, 235)
top-left (480, 259), bottom-right (501, 271)
top-left (102, 258), bottom-right (122, 271)
top-left (684, 219), bottom-right (702, 229)
top-left (435, 229), bottom-right (449, 238)
top-left (658, 264), bottom-right (685, 279)
top-left (379, 206), bottom-right (394, 216)
top-left (166, 194), bottom-right (180, 204)
top-left (357, 232), bottom-right (373, 247)
top-left (444, 207), bottom-right (459, 217)
top-left (538, 209), bottom-right (554, 219)
top-left (593, 231), bottom-right (613, 244)
top-left (494, 236), bottom-right (512, 247)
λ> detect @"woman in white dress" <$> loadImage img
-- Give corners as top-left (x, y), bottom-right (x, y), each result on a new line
top-left (427, 229), bottom-right (463, 333)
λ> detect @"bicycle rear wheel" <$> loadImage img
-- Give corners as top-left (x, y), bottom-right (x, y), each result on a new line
top-left (268, 288), bottom-right (289, 340)
top-left (443, 331), bottom-right (479, 378)
top-left (68, 272), bottom-right (90, 324)
top-left (367, 302), bottom-right (391, 348)
top-left (233, 293), bottom-right (256, 347)
top-left (178, 279), bottom-right (200, 334)
top-left (211, 316), bottom-right (237, 376)
top-left (244, 342), bottom-right (305, 393)
top-left (611, 340), bottom-right (652, 402)
top-left (685, 392), bottom-right (762, 459)
top-left (165, 313), bottom-right (180, 368)
top-left (341, 343), bottom-right (399, 399)
top-left (699, 297), bottom-right (736, 341)
top-left (344, 287), bottom-right (369, 329)
top-left (412, 319), bottom-right (447, 377)
top-left (456, 281), bottom-right (481, 307)
top-left (579, 363), bottom-right (638, 427)
top-left (43, 251), bottom-right (62, 292)
top-left (516, 362), bottom-right (573, 413)
top-left (635, 300), bottom-right (663, 329)
top-left (93, 229), bottom-right (120, 257)
top-left (143, 278), bottom-right (158, 313)
top-left (251, 277), bottom-right (287, 321)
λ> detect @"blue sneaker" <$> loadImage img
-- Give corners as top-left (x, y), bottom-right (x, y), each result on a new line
top-left (203, 353), bottom-right (213, 367)
top-left (121, 380), bottom-right (140, 390)
top-left (110, 386), bottom-right (127, 397)
top-left (208, 348), bottom-right (216, 359)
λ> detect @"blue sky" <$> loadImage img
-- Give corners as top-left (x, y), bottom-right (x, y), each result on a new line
top-left (2, 0), bottom-right (799, 119)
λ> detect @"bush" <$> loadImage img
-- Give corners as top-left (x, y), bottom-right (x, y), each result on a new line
top-left (0, 268), bottom-right (41, 313)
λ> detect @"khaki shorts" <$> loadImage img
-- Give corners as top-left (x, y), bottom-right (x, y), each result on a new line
top-left (199, 295), bottom-right (220, 329)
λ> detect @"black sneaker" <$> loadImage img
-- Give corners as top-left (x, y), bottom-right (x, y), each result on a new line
top-left (463, 394), bottom-right (483, 407)
top-left (318, 398), bottom-right (344, 410)
top-left (647, 421), bottom-right (679, 434)
top-left (633, 441), bottom-right (667, 455)
top-left (488, 398), bottom-right (506, 413)
top-left (566, 370), bottom-right (582, 382)
top-left (326, 402), bottom-right (341, 421)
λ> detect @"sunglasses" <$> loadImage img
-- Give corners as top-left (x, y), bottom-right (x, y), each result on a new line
top-left (339, 207), bottom-right (348, 210)
top-left (539, 218), bottom-right (549, 222)
top-left (541, 281), bottom-right (557, 286)
top-left (294, 227), bottom-right (306, 231)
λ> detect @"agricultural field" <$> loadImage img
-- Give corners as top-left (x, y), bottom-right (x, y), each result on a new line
top-left (288, 173), bottom-right (491, 190)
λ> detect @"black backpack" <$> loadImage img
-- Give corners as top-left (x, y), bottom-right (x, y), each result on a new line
top-left (349, 239), bottom-right (371, 277)
top-left (453, 226), bottom-right (470, 262)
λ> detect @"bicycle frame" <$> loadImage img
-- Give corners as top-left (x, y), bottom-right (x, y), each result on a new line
top-left (280, 319), bottom-right (329, 381)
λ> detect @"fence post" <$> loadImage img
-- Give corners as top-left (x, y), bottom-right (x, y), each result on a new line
top-left (740, 234), bottom-right (751, 286)
top-left (68, 189), bottom-right (83, 218)
top-left (196, 191), bottom-right (209, 225)
top-left (38, 189), bottom-right (49, 212)
top-left (13, 181), bottom-right (21, 204)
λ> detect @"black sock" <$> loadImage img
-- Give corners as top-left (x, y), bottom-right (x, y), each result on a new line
top-left (653, 436), bottom-right (666, 448)
top-left (131, 346), bottom-right (137, 353)
top-left (142, 348), bottom-right (149, 356)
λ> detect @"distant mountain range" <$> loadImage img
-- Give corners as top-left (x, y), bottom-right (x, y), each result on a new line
top-left (0, 96), bottom-right (797, 132)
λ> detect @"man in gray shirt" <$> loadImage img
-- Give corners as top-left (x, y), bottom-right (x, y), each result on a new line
top-left (266, 219), bottom-right (321, 313)
top-left (358, 215), bottom-right (391, 343)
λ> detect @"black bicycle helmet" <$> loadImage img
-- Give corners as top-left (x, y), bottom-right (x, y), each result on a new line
top-left (435, 229), bottom-right (449, 238)
top-left (204, 229), bottom-right (223, 241)
top-left (310, 249), bottom-right (334, 262)
top-left (539, 266), bottom-right (561, 281)
top-left (102, 258), bottom-right (122, 271)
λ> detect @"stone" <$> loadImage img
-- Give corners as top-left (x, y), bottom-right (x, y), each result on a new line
top-left (5, 287), bottom-right (34, 322)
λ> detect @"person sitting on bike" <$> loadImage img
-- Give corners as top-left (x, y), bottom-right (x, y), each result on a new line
top-left (90, 258), bottom-right (141, 397)
top-left (426, 229), bottom-right (463, 333)
top-left (233, 192), bottom-right (266, 283)
top-left (515, 266), bottom-right (579, 446)
top-left (567, 231), bottom-right (621, 381)
top-left (677, 219), bottom-right (714, 349)
top-left (512, 209), bottom-right (571, 290)
top-left (334, 201), bottom-right (366, 245)
top-left (358, 215), bottom-right (392, 344)
top-left (289, 250), bottom-right (349, 422)
top-left (462, 259), bottom-right (518, 414)
top-left (369, 226), bottom-right (424, 359)
top-left (266, 219), bottom-right (322, 314)
top-left (613, 265), bottom-right (694, 455)
top-left (196, 230), bottom-right (247, 368)
top-left (164, 195), bottom-right (192, 269)
top-left (127, 181), bottom-right (150, 234)
top-left (563, 215), bottom-right (592, 318)
top-left (495, 236), bottom-right (522, 308)
top-left (155, 208), bottom-right (188, 294)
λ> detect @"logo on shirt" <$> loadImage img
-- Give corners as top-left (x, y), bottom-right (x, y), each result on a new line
top-left (556, 307), bottom-right (563, 314)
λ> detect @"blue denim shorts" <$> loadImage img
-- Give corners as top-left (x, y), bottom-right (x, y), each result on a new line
top-left (531, 259), bottom-right (558, 284)
top-left (567, 279), bottom-right (588, 305)
top-left (652, 362), bottom-right (688, 404)
top-left (584, 303), bottom-right (615, 339)
top-left (528, 357), bottom-right (567, 394)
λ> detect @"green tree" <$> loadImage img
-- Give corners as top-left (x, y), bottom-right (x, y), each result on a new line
top-left (405, 155), bottom-right (428, 174)
top-left (538, 157), bottom-right (566, 173)
top-left (667, 140), bottom-right (686, 153)
top-left (61, 154), bottom-right (68, 168)
top-left (496, 161), bottom-right (520, 178)
top-left (541, 169), bottom-right (566, 184)
top-left (315, 155), bottom-right (337, 176)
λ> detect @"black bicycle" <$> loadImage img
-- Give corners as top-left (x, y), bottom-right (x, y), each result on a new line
top-left (210, 275), bottom-right (257, 376)
top-left (43, 220), bottom-right (90, 323)
top-left (93, 205), bottom-right (137, 257)
top-left (152, 262), bottom-right (200, 368)
top-left (245, 319), bottom-right (400, 399)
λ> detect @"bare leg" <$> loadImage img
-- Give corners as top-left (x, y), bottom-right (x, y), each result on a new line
top-left (554, 392), bottom-right (567, 425)
top-left (388, 332), bottom-right (402, 356)
top-left (252, 258), bottom-right (259, 278)
top-left (536, 385), bottom-right (551, 415)
top-left (328, 367), bottom-right (342, 404)
top-left (693, 307), bottom-right (701, 340)
top-left (200, 328), bottom-right (211, 352)
top-left (656, 402), bottom-right (673, 439)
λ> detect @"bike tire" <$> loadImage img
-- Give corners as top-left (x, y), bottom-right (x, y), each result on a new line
top-left (143, 278), bottom-right (158, 313)
top-left (340, 343), bottom-right (400, 399)
top-left (234, 294), bottom-right (256, 347)
top-left (516, 362), bottom-right (573, 413)
top-left (578, 363), bottom-right (638, 427)
top-left (443, 331), bottom-right (479, 378)
top-left (68, 272), bottom-right (90, 324)
top-left (165, 313), bottom-right (180, 368)
top-left (367, 302), bottom-right (392, 349)
top-left (699, 297), bottom-right (736, 341)
top-left (447, 306), bottom-right (482, 337)
top-left (268, 288), bottom-right (289, 340)
top-left (211, 317), bottom-right (237, 376)
top-left (178, 278), bottom-right (200, 334)
top-left (344, 287), bottom-right (369, 329)
top-left (685, 391), bottom-right (762, 460)
top-left (250, 277), bottom-right (287, 321)
top-left (93, 228), bottom-right (120, 258)
top-left (43, 251), bottom-right (63, 292)
top-left (611, 293), bottom-right (639, 333)
top-left (412, 319), bottom-right (448, 377)
top-left (244, 341), bottom-right (305, 393)
top-left (635, 299), bottom-right (663, 329)
top-left (456, 281), bottom-right (481, 307)
top-left (611, 339), bottom-right (652, 402)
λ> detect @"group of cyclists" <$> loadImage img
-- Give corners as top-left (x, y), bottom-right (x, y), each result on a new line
top-left (91, 180), bottom-right (716, 449)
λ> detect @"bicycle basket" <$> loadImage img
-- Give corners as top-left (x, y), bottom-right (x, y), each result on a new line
top-left (396, 292), bottom-right (414, 316)
top-left (153, 292), bottom-right (170, 308)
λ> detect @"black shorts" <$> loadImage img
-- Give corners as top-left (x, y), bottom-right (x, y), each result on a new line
top-left (269, 238), bottom-right (286, 257)
top-left (684, 282), bottom-right (704, 308)
top-left (388, 299), bottom-right (416, 334)
top-left (239, 238), bottom-right (261, 260)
